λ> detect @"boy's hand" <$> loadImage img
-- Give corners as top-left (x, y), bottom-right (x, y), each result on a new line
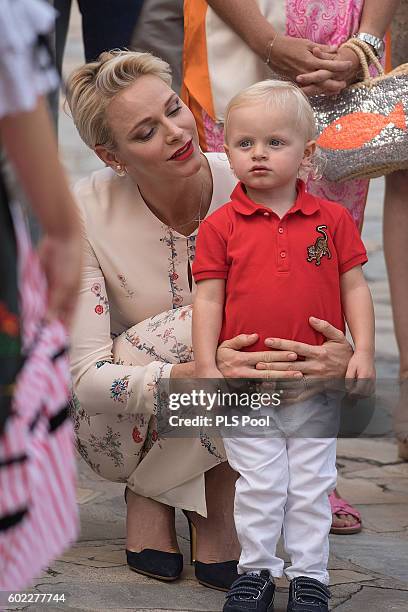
top-left (345, 351), bottom-right (376, 396)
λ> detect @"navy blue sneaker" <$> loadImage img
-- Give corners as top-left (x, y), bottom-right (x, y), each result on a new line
top-left (223, 570), bottom-right (275, 612)
top-left (287, 577), bottom-right (331, 612)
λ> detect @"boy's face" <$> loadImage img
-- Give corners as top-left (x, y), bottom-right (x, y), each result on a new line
top-left (224, 101), bottom-right (315, 191)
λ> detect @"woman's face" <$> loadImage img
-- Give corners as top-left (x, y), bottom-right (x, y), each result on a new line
top-left (103, 75), bottom-right (201, 181)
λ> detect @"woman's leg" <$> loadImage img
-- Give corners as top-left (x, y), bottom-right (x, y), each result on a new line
top-left (185, 462), bottom-right (241, 563)
top-left (384, 170), bottom-right (408, 379)
top-left (384, 170), bottom-right (408, 454)
top-left (126, 490), bottom-right (180, 553)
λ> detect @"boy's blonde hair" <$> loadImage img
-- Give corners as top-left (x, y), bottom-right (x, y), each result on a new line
top-left (65, 50), bottom-right (172, 150)
top-left (224, 79), bottom-right (317, 143)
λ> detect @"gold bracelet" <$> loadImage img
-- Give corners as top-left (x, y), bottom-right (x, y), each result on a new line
top-left (265, 32), bottom-right (279, 66)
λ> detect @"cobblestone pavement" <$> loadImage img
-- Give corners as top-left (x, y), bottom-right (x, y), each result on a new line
top-left (5, 6), bottom-right (407, 611)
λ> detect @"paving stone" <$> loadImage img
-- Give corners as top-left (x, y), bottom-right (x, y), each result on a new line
top-left (356, 504), bottom-right (408, 534)
top-left (328, 570), bottom-right (376, 586)
top-left (336, 439), bottom-right (400, 464)
top-left (336, 476), bottom-right (408, 504)
top-left (330, 534), bottom-right (408, 584)
top-left (332, 585), bottom-right (408, 611)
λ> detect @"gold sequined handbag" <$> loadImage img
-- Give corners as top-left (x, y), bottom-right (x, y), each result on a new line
top-left (310, 39), bottom-right (408, 182)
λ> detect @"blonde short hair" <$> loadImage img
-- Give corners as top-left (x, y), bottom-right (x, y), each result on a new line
top-left (224, 79), bottom-right (317, 143)
top-left (65, 50), bottom-right (172, 150)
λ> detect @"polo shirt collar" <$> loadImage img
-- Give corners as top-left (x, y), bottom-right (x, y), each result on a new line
top-left (230, 180), bottom-right (319, 217)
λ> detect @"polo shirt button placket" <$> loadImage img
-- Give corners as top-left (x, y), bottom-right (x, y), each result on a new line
top-left (277, 222), bottom-right (289, 272)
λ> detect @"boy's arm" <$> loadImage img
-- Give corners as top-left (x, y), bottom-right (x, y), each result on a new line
top-left (192, 279), bottom-right (226, 378)
top-left (340, 265), bottom-right (375, 378)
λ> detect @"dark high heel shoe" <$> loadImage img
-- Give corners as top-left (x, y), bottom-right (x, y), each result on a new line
top-left (183, 510), bottom-right (239, 592)
top-left (126, 549), bottom-right (183, 582)
top-left (125, 487), bottom-right (183, 581)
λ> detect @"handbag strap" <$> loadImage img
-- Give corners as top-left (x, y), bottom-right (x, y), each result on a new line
top-left (341, 38), bottom-right (384, 83)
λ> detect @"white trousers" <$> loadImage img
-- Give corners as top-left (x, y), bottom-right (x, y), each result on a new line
top-left (223, 435), bottom-right (337, 585)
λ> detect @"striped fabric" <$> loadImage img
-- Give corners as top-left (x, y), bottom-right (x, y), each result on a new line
top-left (0, 211), bottom-right (78, 590)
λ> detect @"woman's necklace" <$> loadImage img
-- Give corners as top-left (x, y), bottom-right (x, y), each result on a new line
top-left (138, 176), bottom-right (206, 233)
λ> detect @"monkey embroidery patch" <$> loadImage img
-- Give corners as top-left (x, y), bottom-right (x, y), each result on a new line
top-left (306, 225), bottom-right (332, 266)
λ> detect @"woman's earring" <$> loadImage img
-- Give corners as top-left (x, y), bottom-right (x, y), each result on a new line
top-left (115, 164), bottom-right (127, 177)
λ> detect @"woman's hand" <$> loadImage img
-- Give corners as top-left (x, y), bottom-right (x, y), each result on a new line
top-left (257, 317), bottom-right (353, 378)
top-left (216, 333), bottom-right (303, 379)
top-left (297, 45), bottom-right (362, 96)
top-left (268, 36), bottom-right (352, 94)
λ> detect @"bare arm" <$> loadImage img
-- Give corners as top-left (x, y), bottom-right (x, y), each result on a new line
top-left (0, 97), bottom-right (81, 325)
top-left (192, 278), bottom-right (225, 377)
top-left (359, 0), bottom-right (400, 38)
top-left (341, 266), bottom-right (375, 378)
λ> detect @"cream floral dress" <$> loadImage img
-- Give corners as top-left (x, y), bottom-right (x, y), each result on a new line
top-left (70, 153), bottom-right (236, 515)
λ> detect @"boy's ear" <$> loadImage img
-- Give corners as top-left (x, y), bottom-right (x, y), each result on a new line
top-left (304, 139), bottom-right (316, 159)
top-left (224, 143), bottom-right (232, 165)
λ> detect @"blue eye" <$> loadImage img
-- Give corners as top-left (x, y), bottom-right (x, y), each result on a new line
top-left (269, 139), bottom-right (281, 147)
top-left (239, 139), bottom-right (252, 148)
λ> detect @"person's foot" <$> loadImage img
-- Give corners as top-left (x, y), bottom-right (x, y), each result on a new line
top-left (126, 488), bottom-right (180, 553)
top-left (394, 379), bottom-right (408, 460)
top-left (329, 489), bottom-right (362, 534)
top-left (185, 462), bottom-right (241, 563)
top-left (287, 577), bottom-right (331, 612)
top-left (223, 571), bottom-right (275, 612)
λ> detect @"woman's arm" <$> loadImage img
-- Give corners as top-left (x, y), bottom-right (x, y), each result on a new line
top-left (0, 97), bottom-right (81, 325)
top-left (192, 279), bottom-right (225, 377)
top-left (359, 0), bottom-right (400, 38)
top-left (70, 216), bottom-right (173, 417)
top-left (206, 0), bottom-right (352, 94)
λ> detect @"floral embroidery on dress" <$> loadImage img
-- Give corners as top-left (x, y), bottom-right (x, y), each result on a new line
top-left (88, 425), bottom-right (124, 468)
top-left (147, 305), bottom-right (192, 332)
top-left (160, 228), bottom-right (184, 308)
top-left (125, 331), bottom-right (164, 361)
top-left (96, 359), bottom-right (112, 369)
top-left (199, 431), bottom-right (224, 461)
top-left (91, 282), bottom-right (110, 315)
top-left (187, 235), bottom-right (197, 263)
top-left (110, 375), bottom-right (131, 403)
top-left (117, 274), bottom-right (135, 299)
top-left (69, 393), bottom-right (91, 430)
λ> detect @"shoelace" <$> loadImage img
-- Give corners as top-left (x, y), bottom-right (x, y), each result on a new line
top-left (226, 574), bottom-right (269, 600)
top-left (292, 578), bottom-right (331, 605)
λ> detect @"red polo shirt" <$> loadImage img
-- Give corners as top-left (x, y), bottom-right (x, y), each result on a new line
top-left (192, 181), bottom-right (368, 350)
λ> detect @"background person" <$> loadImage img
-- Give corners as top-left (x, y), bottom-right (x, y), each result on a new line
top-left (0, 0), bottom-right (81, 589)
top-left (383, 0), bottom-right (408, 461)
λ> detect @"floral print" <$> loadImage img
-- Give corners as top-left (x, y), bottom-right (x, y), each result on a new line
top-left (91, 282), bottom-right (109, 315)
top-left (88, 426), bottom-right (124, 469)
top-left (160, 228), bottom-right (185, 308)
top-left (110, 375), bottom-right (131, 403)
top-left (117, 274), bottom-right (135, 299)
top-left (96, 359), bottom-right (111, 369)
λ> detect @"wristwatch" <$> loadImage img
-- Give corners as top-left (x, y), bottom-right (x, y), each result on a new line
top-left (353, 32), bottom-right (385, 59)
